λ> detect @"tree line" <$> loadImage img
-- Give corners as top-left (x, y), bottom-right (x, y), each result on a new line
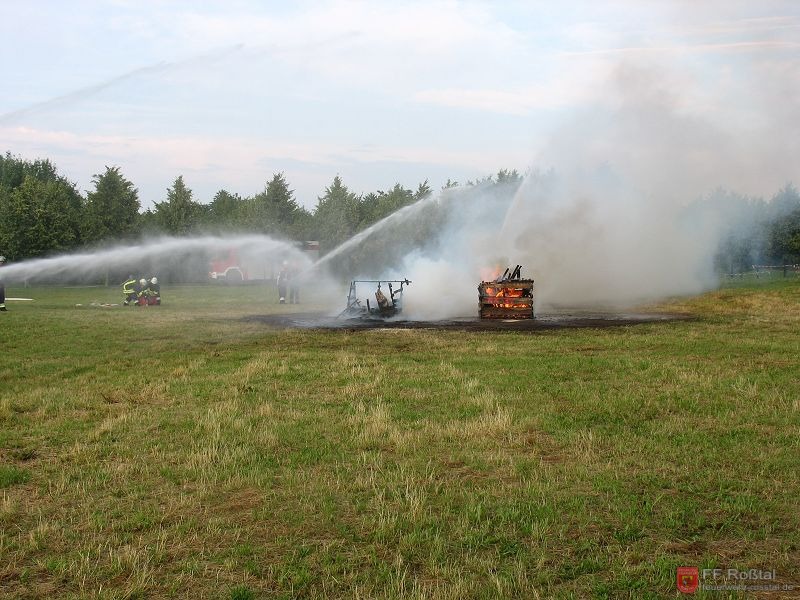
top-left (0, 151), bottom-right (798, 269)
top-left (694, 185), bottom-right (800, 272)
top-left (0, 152), bottom-right (524, 262)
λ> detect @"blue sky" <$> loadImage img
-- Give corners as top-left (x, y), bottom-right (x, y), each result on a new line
top-left (1, 1), bottom-right (798, 209)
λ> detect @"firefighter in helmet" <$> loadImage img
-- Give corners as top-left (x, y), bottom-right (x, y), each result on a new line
top-left (146, 277), bottom-right (161, 305)
top-left (136, 278), bottom-right (148, 305)
top-left (122, 275), bottom-right (138, 306)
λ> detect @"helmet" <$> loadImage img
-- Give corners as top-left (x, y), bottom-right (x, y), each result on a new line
top-left (139, 278), bottom-right (147, 286)
top-left (150, 277), bottom-right (158, 285)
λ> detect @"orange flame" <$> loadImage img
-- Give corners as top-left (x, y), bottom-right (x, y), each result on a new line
top-left (479, 265), bottom-right (503, 282)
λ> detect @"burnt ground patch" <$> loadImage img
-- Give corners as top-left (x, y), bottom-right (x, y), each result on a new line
top-left (240, 311), bottom-right (693, 332)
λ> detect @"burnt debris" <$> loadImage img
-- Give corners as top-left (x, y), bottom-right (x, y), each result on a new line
top-left (478, 265), bottom-right (534, 319)
top-left (340, 278), bottom-right (412, 320)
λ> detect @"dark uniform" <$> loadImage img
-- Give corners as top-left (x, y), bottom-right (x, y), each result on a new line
top-left (135, 279), bottom-right (147, 305)
top-left (146, 278), bottom-right (161, 305)
top-left (288, 264), bottom-right (300, 304)
top-left (277, 266), bottom-right (289, 304)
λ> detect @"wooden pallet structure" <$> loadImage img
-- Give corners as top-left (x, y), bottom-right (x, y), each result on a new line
top-left (478, 265), bottom-right (534, 319)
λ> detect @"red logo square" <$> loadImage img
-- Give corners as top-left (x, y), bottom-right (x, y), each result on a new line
top-left (677, 566), bottom-right (699, 594)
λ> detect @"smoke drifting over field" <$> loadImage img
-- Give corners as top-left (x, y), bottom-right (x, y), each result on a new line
top-left (345, 60), bottom-right (798, 318)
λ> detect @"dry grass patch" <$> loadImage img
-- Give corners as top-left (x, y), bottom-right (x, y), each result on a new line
top-left (1, 282), bottom-right (798, 597)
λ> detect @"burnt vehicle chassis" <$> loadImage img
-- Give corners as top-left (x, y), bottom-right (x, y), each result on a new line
top-left (339, 279), bottom-right (412, 320)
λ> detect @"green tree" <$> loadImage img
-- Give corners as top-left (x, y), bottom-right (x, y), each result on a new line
top-left (768, 184), bottom-right (800, 261)
top-left (466, 174), bottom-right (494, 186)
top-left (769, 207), bottom-right (800, 262)
top-left (313, 175), bottom-right (361, 252)
top-left (0, 154), bottom-right (84, 260)
top-left (153, 176), bottom-right (200, 235)
top-left (139, 208), bottom-right (160, 233)
top-left (767, 184), bottom-right (800, 223)
top-left (207, 189), bottom-right (246, 229)
top-left (0, 152), bottom-right (61, 189)
top-left (288, 206), bottom-right (315, 241)
top-left (250, 173), bottom-right (300, 234)
top-left (359, 184), bottom-right (411, 228)
top-left (495, 168), bottom-right (522, 186)
top-left (83, 166), bottom-right (140, 243)
top-left (0, 175), bottom-right (83, 260)
top-left (414, 179), bottom-right (433, 200)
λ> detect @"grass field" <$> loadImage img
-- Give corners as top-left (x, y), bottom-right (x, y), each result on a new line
top-left (1, 280), bottom-right (799, 599)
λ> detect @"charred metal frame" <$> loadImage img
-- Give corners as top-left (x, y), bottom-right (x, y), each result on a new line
top-left (340, 279), bottom-right (412, 319)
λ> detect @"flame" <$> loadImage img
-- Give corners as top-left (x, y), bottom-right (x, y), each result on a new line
top-left (479, 265), bottom-right (503, 281)
top-left (501, 288), bottom-right (524, 298)
top-left (482, 286), bottom-right (524, 298)
top-left (480, 284), bottom-right (528, 309)
top-left (478, 267), bottom-right (533, 319)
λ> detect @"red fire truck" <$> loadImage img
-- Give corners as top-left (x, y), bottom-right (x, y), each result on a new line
top-left (208, 248), bottom-right (247, 282)
top-left (208, 242), bottom-right (319, 283)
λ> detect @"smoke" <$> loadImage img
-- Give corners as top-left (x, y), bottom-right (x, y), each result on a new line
top-left (322, 58), bottom-right (797, 318)
top-left (496, 168), bottom-right (714, 307)
top-left (492, 59), bottom-right (797, 307)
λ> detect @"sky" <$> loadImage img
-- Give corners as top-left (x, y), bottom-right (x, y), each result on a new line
top-left (1, 0), bottom-right (798, 210)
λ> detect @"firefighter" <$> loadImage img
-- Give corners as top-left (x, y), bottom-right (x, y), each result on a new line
top-left (277, 262), bottom-right (289, 304)
top-left (288, 261), bottom-right (300, 304)
top-left (136, 278), bottom-right (148, 305)
top-left (122, 275), bottom-right (138, 305)
top-left (146, 277), bottom-right (161, 305)
top-left (0, 255), bottom-right (6, 312)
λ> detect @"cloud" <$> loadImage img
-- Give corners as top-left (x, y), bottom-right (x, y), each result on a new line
top-left (563, 39), bottom-right (800, 58)
top-left (413, 88), bottom-right (541, 116)
top-left (159, 1), bottom-right (528, 91)
top-left (676, 14), bottom-right (800, 37)
top-left (0, 46), bottom-right (244, 125)
top-left (0, 125), bottom-right (513, 170)
top-left (0, 125), bottom-right (519, 206)
top-left (411, 60), bottom-right (608, 115)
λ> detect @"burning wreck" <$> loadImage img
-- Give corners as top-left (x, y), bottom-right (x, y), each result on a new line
top-left (339, 279), bottom-right (411, 320)
top-left (478, 265), bottom-right (534, 319)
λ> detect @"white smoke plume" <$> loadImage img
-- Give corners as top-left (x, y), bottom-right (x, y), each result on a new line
top-left (357, 59), bottom-right (798, 318)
